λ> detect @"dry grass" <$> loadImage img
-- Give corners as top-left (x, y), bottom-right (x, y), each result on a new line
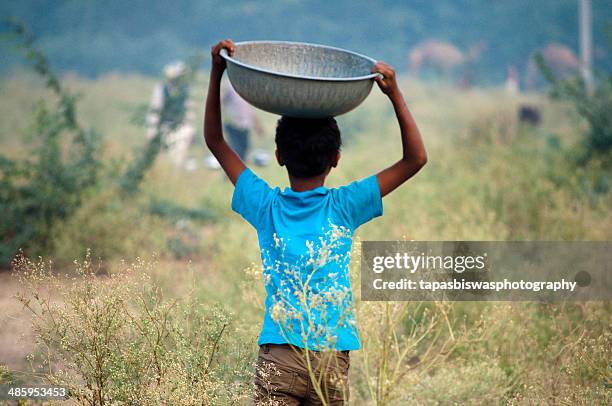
top-left (0, 71), bottom-right (610, 404)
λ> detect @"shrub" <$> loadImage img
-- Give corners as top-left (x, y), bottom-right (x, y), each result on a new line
top-left (0, 21), bottom-right (101, 266)
top-left (13, 253), bottom-right (253, 405)
top-left (536, 53), bottom-right (612, 163)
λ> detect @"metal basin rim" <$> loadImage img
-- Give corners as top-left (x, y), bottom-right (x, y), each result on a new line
top-left (220, 40), bottom-right (379, 82)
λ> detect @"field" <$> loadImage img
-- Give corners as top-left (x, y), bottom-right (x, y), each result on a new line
top-left (0, 70), bottom-right (610, 405)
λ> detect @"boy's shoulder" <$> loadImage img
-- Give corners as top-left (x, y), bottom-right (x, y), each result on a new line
top-left (327, 175), bottom-right (384, 230)
top-left (233, 168), bottom-right (382, 231)
top-left (329, 175), bottom-right (381, 201)
top-left (231, 168), bottom-right (278, 229)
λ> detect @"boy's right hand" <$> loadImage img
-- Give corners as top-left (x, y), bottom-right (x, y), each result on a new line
top-left (211, 39), bottom-right (236, 73)
top-left (372, 62), bottom-right (400, 98)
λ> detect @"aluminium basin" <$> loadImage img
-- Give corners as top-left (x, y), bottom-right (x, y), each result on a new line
top-left (220, 41), bottom-right (378, 118)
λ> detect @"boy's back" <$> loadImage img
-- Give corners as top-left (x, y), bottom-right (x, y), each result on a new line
top-left (232, 168), bottom-right (382, 350)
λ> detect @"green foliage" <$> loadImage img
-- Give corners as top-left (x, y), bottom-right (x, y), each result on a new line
top-left (0, 21), bottom-right (101, 265)
top-left (50, 192), bottom-right (166, 264)
top-left (536, 53), bottom-right (612, 163)
top-left (0, 363), bottom-right (14, 384)
top-left (149, 198), bottom-right (216, 222)
top-left (118, 128), bottom-right (165, 194)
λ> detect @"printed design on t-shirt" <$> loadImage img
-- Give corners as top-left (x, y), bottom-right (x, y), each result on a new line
top-left (261, 222), bottom-right (358, 351)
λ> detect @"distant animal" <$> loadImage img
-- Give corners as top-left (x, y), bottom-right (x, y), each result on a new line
top-left (409, 40), bottom-right (464, 77)
top-left (526, 43), bottom-right (579, 89)
top-left (540, 43), bottom-right (579, 76)
top-left (518, 105), bottom-right (541, 125)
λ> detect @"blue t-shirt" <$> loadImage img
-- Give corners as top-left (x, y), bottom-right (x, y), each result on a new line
top-left (231, 168), bottom-right (383, 351)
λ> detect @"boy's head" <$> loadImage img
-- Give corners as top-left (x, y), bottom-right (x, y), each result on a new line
top-left (275, 116), bottom-right (341, 178)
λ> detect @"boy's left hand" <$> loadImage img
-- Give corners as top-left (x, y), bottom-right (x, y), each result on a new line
top-left (372, 62), bottom-right (400, 97)
top-left (211, 39), bottom-right (236, 73)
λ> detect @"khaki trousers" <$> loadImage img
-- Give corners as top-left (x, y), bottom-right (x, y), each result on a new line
top-left (254, 344), bottom-right (350, 405)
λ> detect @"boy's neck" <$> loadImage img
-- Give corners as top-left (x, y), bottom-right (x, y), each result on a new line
top-left (289, 174), bottom-right (327, 192)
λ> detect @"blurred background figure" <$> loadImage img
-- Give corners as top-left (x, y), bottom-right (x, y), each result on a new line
top-left (222, 82), bottom-right (264, 161)
top-left (505, 65), bottom-right (519, 94)
top-left (204, 82), bottom-right (266, 169)
top-left (146, 61), bottom-right (195, 168)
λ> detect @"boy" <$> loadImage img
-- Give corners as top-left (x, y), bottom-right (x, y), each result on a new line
top-left (205, 40), bottom-right (427, 405)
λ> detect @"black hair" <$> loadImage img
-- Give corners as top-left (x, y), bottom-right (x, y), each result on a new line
top-left (275, 116), bottom-right (341, 178)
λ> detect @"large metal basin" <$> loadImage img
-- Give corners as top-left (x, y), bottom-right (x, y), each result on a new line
top-left (220, 41), bottom-right (378, 118)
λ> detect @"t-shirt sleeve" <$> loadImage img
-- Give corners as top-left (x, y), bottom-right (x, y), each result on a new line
top-left (332, 175), bottom-right (383, 230)
top-left (231, 168), bottom-right (274, 230)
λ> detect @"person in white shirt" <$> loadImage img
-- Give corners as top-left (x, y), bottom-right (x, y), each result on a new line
top-left (146, 61), bottom-right (195, 168)
top-left (221, 83), bottom-right (263, 161)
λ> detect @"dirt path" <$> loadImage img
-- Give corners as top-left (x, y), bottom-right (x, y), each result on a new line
top-left (0, 272), bottom-right (37, 371)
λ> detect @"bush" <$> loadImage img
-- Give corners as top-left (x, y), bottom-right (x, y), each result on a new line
top-left (13, 254), bottom-right (253, 405)
top-left (0, 21), bottom-right (100, 266)
top-left (536, 53), bottom-right (612, 163)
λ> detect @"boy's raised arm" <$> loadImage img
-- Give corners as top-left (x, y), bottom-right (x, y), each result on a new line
top-left (372, 62), bottom-right (427, 197)
top-left (204, 39), bottom-right (246, 185)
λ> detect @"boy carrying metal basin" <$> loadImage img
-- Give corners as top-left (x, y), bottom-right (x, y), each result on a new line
top-left (204, 39), bottom-right (427, 405)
